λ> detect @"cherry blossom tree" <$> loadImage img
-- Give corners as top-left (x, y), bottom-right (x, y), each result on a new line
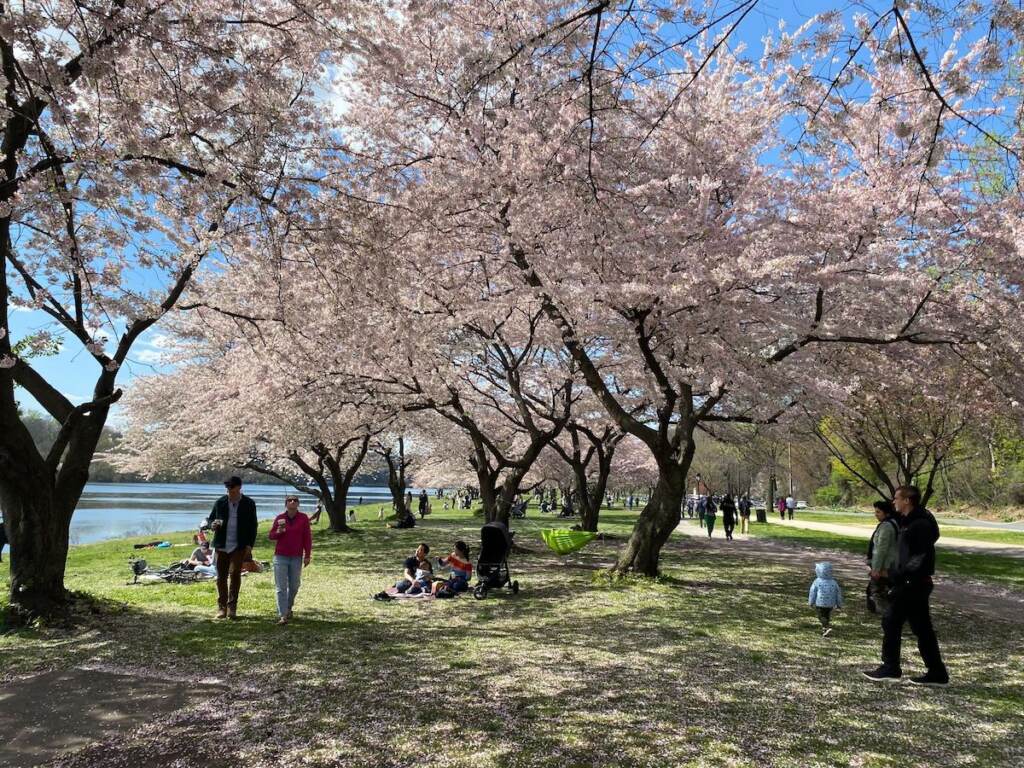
top-left (116, 355), bottom-right (378, 533)
top-left (339, 0), bottom-right (1023, 576)
top-left (0, 0), bottom-right (356, 617)
top-left (548, 395), bottom-right (627, 531)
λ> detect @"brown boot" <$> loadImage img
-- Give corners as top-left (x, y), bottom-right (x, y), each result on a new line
top-left (228, 607), bottom-right (237, 620)
top-left (214, 607), bottom-right (227, 620)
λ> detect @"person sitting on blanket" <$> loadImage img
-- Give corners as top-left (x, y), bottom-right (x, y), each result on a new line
top-left (374, 543), bottom-right (430, 600)
top-left (406, 558), bottom-right (434, 595)
top-left (432, 541), bottom-right (473, 596)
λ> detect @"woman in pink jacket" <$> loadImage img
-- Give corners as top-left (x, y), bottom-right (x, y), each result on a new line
top-left (268, 495), bottom-right (313, 625)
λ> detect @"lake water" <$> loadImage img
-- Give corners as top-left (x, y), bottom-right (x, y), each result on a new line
top-left (2, 482), bottom-right (411, 549)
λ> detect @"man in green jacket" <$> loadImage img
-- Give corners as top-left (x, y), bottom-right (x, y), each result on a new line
top-left (205, 476), bottom-right (258, 619)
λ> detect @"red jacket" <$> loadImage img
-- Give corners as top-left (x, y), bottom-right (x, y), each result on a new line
top-left (268, 511), bottom-right (312, 559)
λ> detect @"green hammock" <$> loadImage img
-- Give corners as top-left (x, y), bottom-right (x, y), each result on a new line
top-left (541, 528), bottom-right (597, 555)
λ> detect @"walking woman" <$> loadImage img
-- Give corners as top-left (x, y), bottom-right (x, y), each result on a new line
top-left (269, 495), bottom-right (313, 625)
top-left (721, 494), bottom-right (737, 541)
top-left (704, 496), bottom-right (718, 538)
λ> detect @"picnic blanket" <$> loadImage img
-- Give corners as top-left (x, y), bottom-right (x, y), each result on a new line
top-left (384, 586), bottom-right (434, 600)
top-left (541, 528), bottom-right (597, 555)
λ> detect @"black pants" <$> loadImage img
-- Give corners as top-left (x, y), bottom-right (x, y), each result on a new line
top-left (817, 607), bottom-right (832, 627)
top-left (881, 581), bottom-right (946, 673)
top-left (723, 521), bottom-right (735, 539)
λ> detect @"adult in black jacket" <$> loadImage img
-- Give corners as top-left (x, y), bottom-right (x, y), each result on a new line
top-left (863, 485), bottom-right (949, 686)
top-left (205, 476), bottom-right (258, 619)
top-left (720, 495), bottom-right (737, 541)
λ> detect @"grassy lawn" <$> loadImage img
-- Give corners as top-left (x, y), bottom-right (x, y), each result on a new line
top-left (788, 510), bottom-right (1024, 546)
top-left (748, 520), bottom-right (1024, 592)
top-left (2, 504), bottom-right (1022, 767)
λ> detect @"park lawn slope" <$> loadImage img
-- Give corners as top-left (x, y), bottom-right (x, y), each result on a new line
top-left (0, 504), bottom-right (1021, 768)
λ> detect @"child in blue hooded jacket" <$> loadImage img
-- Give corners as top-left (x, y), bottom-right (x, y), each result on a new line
top-left (808, 561), bottom-right (843, 637)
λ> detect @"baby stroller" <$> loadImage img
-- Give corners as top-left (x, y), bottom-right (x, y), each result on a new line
top-left (473, 520), bottom-right (519, 599)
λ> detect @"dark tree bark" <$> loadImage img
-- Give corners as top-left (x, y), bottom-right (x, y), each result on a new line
top-left (376, 437), bottom-right (412, 517)
top-left (241, 435), bottom-right (371, 534)
top-left (551, 423), bottom-right (623, 532)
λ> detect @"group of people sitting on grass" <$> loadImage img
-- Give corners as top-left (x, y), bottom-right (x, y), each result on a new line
top-left (372, 540), bottom-right (474, 601)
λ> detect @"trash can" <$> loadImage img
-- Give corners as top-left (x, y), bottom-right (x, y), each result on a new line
top-left (755, 506), bottom-right (767, 523)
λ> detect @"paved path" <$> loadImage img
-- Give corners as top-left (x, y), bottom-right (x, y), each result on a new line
top-left (770, 518), bottom-right (1024, 559)
top-left (800, 508), bottom-right (1024, 531)
top-left (675, 519), bottom-right (1024, 625)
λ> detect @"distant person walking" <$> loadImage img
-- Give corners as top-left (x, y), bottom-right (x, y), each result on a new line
top-left (777, 497), bottom-right (786, 520)
top-left (863, 485), bottom-right (949, 686)
top-left (720, 494), bottom-right (737, 541)
top-left (704, 496), bottom-right (717, 539)
top-left (269, 495), bottom-right (313, 625)
top-left (206, 476), bottom-right (258, 620)
top-left (309, 500), bottom-right (323, 525)
top-left (418, 489), bottom-right (429, 518)
top-left (785, 494), bottom-right (796, 520)
top-left (697, 495), bottom-right (707, 529)
top-left (738, 495), bottom-right (752, 534)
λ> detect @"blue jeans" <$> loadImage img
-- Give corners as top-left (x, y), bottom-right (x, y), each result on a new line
top-left (273, 555), bottom-right (303, 617)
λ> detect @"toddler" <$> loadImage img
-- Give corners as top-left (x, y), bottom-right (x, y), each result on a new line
top-left (808, 561), bottom-right (843, 637)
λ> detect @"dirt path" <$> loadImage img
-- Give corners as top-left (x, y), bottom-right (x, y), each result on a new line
top-left (675, 519), bottom-right (1024, 625)
top-left (0, 667), bottom-right (225, 767)
top-left (771, 517), bottom-right (1024, 558)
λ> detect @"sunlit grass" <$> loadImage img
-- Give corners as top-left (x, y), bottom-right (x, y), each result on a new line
top-left (2, 502), bottom-right (1022, 767)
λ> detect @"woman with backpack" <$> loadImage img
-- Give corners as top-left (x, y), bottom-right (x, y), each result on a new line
top-left (867, 500), bottom-right (899, 615)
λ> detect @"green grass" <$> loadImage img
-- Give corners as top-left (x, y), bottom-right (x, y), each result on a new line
top-left (790, 510), bottom-right (1024, 546)
top-left (2, 503), bottom-right (1023, 767)
top-left (748, 521), bottom-right (1024, 591)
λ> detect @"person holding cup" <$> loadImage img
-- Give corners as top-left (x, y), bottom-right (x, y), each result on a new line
top-left (205, 476), bottom-right (259, 620)
top-left (268, 494), bottom-right (313, 625)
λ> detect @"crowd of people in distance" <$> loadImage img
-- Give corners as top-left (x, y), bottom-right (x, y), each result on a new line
top-left (685, 494), bottom-right (753, 540)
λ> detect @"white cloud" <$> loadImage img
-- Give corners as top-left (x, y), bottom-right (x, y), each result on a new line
top-left (134, 349), bottom-right (166, 364)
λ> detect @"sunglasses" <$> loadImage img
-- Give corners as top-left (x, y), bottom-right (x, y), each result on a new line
top-left (285, 497), bottom-right (300, 502)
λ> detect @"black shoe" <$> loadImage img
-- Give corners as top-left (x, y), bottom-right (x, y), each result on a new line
top-left (862, 666), bottom-right (902, 682)
top-left (910, 669), bottom-right (949, 687)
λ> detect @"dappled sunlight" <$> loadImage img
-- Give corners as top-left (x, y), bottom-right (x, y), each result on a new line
top-left (3, 506), bottom-right (1022, 767)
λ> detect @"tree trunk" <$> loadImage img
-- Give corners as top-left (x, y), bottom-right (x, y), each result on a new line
top-left (476, 468), bottom-right (499, 522)
top-left (5, 489), bottom-right (73, 619)
top-left (0, 426), bottom-right (76, 619)
top-left (324, 493), bottom-right (349, 531)
top-left (614, 462), bottom-right (688, 576)
top-left (495, 470), bottom-right (527, 527)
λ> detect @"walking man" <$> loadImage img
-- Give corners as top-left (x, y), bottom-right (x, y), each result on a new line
top-left (206, 476), bottom-right (258, 620)
top-left (863, 485), bottom-right (949, 686)
top-left (738, 495), bottom-right (752, 535)
top-left (785, 494), bottom-right (796, 520)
